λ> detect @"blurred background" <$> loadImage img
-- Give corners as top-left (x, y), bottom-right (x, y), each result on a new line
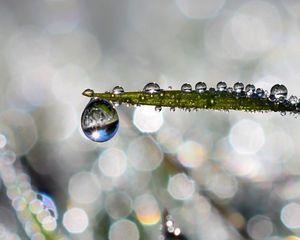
top-left (1, 0), bottom-right (300, 239)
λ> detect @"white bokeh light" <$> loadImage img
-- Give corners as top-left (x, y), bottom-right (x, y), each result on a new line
top-left (134, 193), bottom-right (161, 225)
top-left (98, 148), bottom-right (127, 178)
top-left (133, 106), bottom-right (163, 133)
top-left (206, 174), bottom-right (238, 199)
top-left (247, 215), bottom-right (273, 240)
top-left (175, 0), bottom-right (225, 19)
top-left (222, 0), bottom-right (282, 59)
top-left (63, 208), bottom-right (89, 234)
top-left (177, 141), bottom-right (207, 168)
top-left (167, 173), bottom-right (195, 200)
top-left (128, 136), bottom-right (163, 172)
top-left (229, 119), bottom-right (265, 154)
top-left (68, 171), bottom-right (101, 204)
top-left (281, 203), bottom-right (300, 229)
top-left (109, 219), bottom-right (139, 240)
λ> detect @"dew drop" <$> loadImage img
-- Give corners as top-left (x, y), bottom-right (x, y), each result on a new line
top-left (233, 82), bottom-right (244, 93)
top-left (270, 84), bottom-right (288, 101)
top-left (143, 82), bottom-right (161, 94)
top-left (181, 83), bottom-right (192, 92)
top-left (216, 81), bottom-right (227, 91)
top-left (195, 82), bottom-right (207, 93)
top-left (112, 86), bottom-right (124, 94)
top-left (81, 98), bottom-right (119, 142)
top-left (82, 89), bottom-right (94, 97)
top-left (269, 94), bottom-right (276, 102)
top-left (155, 106), bottom-right (162, 112)
top-left (289, 95), bottom-right (298, 105)
top-left (227, 87), bottom-right (233, 93)
top-left (281, 111), bottom-right (286, 116)
top-left (245, 84), bottom-right (255, 96)
top-left (170, 107), bottom-right (175, 112)
top-left (256, 88), bottom-right (265, 98)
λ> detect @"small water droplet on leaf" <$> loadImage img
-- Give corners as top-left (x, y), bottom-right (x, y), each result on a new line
top-left (143, 82), bottom-right (161, 94)
top-left (195, 82), bottom-right (207, 93)
top-left (181, 83), bottom-right (192, 92)
top-left (233, 82), bottom-right (244, 93)
top-left (217, 81), bottom-right (227, 91)
top-left (112, 86), bottom-right (124, 94)
top-left (270, 84), bottom-right (288, 102)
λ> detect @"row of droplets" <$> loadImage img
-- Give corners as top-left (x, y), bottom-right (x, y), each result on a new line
top-left (111, 82), bottom-right (294, 104)
top-left (81, 82), bottom-right (296, 143)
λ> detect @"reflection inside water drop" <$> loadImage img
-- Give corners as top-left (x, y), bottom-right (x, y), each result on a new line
top-left (81, 98), bottom-right (119, 142)
top-left (270, 84), bottom-right (288, 102)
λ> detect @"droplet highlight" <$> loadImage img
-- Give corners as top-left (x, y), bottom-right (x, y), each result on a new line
top-left (181, 83), bottom-right (192, 93)
top-left (195, 82), bottom-right (207, 93)
top-left (112, 86), bottom-right (124, 95)
top-left (216, 81), bottom-right (227, 91)
top-left (289, 95), bottom-right (298, 105)
top-left (143, 82), bottom-right (161, 94)
top-left (270, 84), bottom-right (288, 102)
top-left (81, 98), bottom-right (119, 142)
top-left (256, 88), bottom-right (265, 98)
top-left (233, 82), bottom-right (244, 93)
top-left (245, 84), bottom-right (255, 96)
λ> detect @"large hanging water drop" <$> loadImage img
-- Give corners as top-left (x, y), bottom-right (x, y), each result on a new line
top-left (143, 82), bottom-right (161, 94)
top-left (270, 84), bottom-right (288, 101)
top-left (81, 98), bottom-right (119, 142)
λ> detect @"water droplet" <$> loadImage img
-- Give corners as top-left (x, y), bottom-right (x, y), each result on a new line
top-left (195, 82), bottom-right (207, 93)
top-left (233, 82), bottom-right (244, 93)
top-left (270, 84), bottom-right (288, 101)
top-left (82, 89), bottom-right (94, 97)
top-left (289, 95), bottom-right (298, 105)
top-left (168, 86), bottom-right (172, 90)
top-left (155, 106), bottom-right (162, 112)
top-left (181, 83), bottom-right (192, 92)
top-left (143, 82), bottom-right (161, 94)
top-left (227, 87), bottom-right (233, 93)
top-left (112, 86), bottom-right (124, 94)
top-left (281, 111), bottom-right (286, 116)
top-left (245, 84), bottom-right (255, 96)
top-left (216, 81), bottom-right (227, 91)
top-left (170, 107), bottom-right (175, 112)
top-left (256, 88), bottom-right (265, 98)
top-left (81, 98), bottom-right (119, 142)
top-left (269, 94), bottom-right (276, 102)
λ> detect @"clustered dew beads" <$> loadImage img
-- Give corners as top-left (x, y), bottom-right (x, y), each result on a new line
top-left (82, 82), bottom-right (298, 142)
